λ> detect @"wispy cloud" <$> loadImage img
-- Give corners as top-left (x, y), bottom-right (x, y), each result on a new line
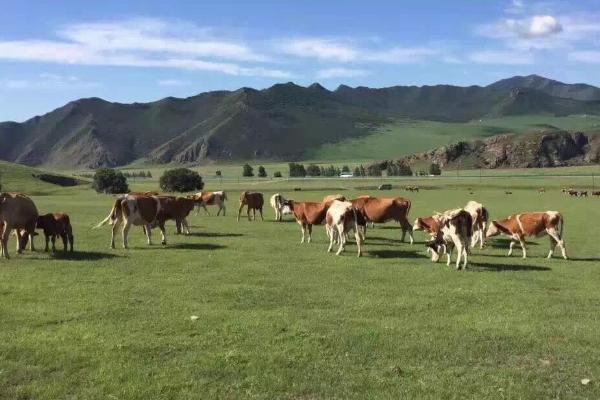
top-left (316, 68), bottom-right (369, 79)
top-left (469, 50), bottom-right (534, 65)
top-left (0, 73), bottom-right (99, 90)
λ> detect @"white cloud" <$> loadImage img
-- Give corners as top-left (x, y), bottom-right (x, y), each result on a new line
top-left (316, 68), bottom-right (369, 79)
top-left (469, 50), bottom-right (534, 65)
top-left (0, 73), bottom-right (99, 90)
top-left (478, 15), bottom-right (562, 39)
top-left (569, 51), bottom-right (600, 64)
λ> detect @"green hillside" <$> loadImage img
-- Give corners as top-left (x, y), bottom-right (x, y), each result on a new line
top-left (0, 160), bottom-right (85, 194)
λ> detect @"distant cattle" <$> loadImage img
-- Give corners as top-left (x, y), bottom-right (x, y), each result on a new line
top-left (463, 200), bottom-right (489, 249)
top-left (538, 188), bottom-right (546, 193)
top-left (289, 201), bottom-right (330, 243)
top-left (36, 213), bottom-right (74, 252)
top-left (270, 193), bottom-right (293, 221)
top-left (351, 196), bottom-right (413, 243)
top-left (237, 192), bottom-right (264, 221)
top-left (325, 200), bottom-right (365, 257)
top-left (579, 190), bottom-right (588, 197)
top-left (567, 189), bottom-right (578, 197)
top-left (405, 186), bottom-right (419, 192)
top-left (191, 191), bottom-right (227, 216)
top-left (426, 209), bottom-right (473, 270)
top-left (505, 191), bottom-right (513, 195)
top-left (0, 193), bottom-right (38, 259)
top-left (593, 191), bottom-right (600, 197)
top-left (486, 211), bottom-right (567, 259)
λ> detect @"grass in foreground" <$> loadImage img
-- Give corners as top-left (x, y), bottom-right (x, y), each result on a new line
top-left (1, 176), bottom-right (600, 399)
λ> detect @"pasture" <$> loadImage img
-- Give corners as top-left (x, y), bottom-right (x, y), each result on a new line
top-left (2, 172), bottom-right (600, 399)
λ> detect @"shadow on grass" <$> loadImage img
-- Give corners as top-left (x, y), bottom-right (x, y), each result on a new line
top-left (186, 232), bottom-right (243, 238)
top-left (469, 261), bottom-right (551, 272)
top-left (169, 243), bottom-right (226, 251)
top-left (369, 249), bottom-right (422, 259)
top-left (565, 257), bottom-right (600, 262)
top-left (50, 251), bottom-right (122, 261)
top-left (487, 238), bottom-right (539, 248)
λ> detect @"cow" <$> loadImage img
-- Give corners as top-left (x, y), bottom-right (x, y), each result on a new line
top-left (463, 201), bottom-right (489, 249)
top-left (579, 190), bottom-right (588, 197)
top-left (270, 193), bottom-right (293, 221)
top-left (538, 188), bottom-right (546, 193)
top-left (288, 201), bottom-right (331, 243)
top-left (592, 191), bottom-right (600, 197)
top-left (35, 213), bottom-right (74, 252)
top-left (322, 194), bottom-right (346, 203)
top-left (325, 200), bottom-right (365, 257)
top-left (413, 215), bottom-right (443, 239)
top-left (237, 191), bottom-right (264, 221)
top-left (485, 211), bottom-right (567, 259)
top-left (155, 197), bottom-right (196, 235)
top-left (568, 189), bottom-right (578, 197)
top-left (95, 194), bottom-right (167, 249)
top-left (505, 191), bottom-right (513, 195)
top-left (350, 196), bottom-right (413, 243)
top-left (0, 193), bottom-right (38, 259)
top-left (426, 209), bottom-right (473, 270)
top-left (191, 191), bottom-right (227, 216)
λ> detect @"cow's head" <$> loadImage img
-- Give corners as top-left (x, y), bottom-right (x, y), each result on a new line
top-left (485, 221), bottom-right (501, 238)
top-left (425, 239), bottom-right (442, 262)
top-left (280, 200), bottom-right (293, 215)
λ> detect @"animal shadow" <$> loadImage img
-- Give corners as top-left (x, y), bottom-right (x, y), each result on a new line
top-left (50, 251), bottom-right (121, 261)
top-left (487, 238), bottom-right (539, 248)
top-left (468, 261), bottom-right (551, 272)
top-left (187, 232), bottom-right (243, 238)
top-left (369, 249), bottom-right (422, 259)
top-left (169, 243), bottom-right (226, 251)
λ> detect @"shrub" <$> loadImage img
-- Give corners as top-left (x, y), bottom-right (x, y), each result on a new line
top-left (288, 163), bottom-right (306, 177)
top-left (429, 163), bottom-right (442, 176)
top-left (242, 164), bottom-right (254, 177)
top-left (258, 166), bottom-right (267, 177)
top-left (215, 170), bottom-right (222, 177)
top-left (306, 164), bottom-right (321, 176)
top-left (273, 171), bottom-right (282, 178)
top-left (92, 168), bottom-right (129, 194)
top-left (159, 168), bottom-right (204, 192)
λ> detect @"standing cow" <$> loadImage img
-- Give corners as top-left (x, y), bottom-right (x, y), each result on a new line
top-left (156, 197), bottom-right (197, 235)
top-left (237, 192), bottom-right (264, 222)
top-left (288, 200), bottom-right (331, 243)
top-left (426, 209), bottom-right (473, 269)
top-left (351, 196), bottom-right (413, 243)
top-left (0, 193), bottom-right (38, 259)
top-left (270, 193), bottom-right (293, 221)
top-left (463, 200), bottom-right (489, 249)
top-left (486, 211), bottom-right (567, 259)
top-left (325, 200), bottom-right (365, 257)
top-left (192, 191), bottom-right (227, 216)
top-left (36, 213), bottom-right (74, 252)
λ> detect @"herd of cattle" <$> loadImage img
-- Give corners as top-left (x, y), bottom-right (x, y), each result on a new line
top-left (0, 189), bottom-right (568, 269)
top-left (562, 187), bottom-right (600, 197)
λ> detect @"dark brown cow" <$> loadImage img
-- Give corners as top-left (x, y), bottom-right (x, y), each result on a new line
top-left (288, 200), bottom-right (331, 243)
top-left (237, 191), bottom-right (264, 221)
top-left (35, 213), bottom-right (74, 252)
top-left (155, 197), bottom-right (196, 235)
top-left (486, 211), bottom-right (567, 259)
top-left (0, 193), bottom-right (38, 258)
top-left (351, 196), bottom-right (413, 243)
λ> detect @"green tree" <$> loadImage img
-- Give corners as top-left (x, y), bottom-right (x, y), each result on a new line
top-left (92, 168), bottom-right (129, 194)
top-left (159, 168), bottom-right (204, 192)
top-left (429, 163), bottom-right (442, 176)
top-left (258, 166), bottom-right (267, 177)
top-left (273, 171), bottom-right (282, 178)
top-left (306, 164), bottom-right (321, 176)
top-left (288, 163), bottom-right (306, 177)
top-left (215, 170), bottom-right (222, 177)
top-left (342, 165), bottom-right (350, 173)
top-left (242, 164), bottom-right (254, 177)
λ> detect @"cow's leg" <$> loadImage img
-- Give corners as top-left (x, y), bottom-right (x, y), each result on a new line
top-left (546, 228), bottom-right (567, 259)
top-left (399, 219), bottom-right (414, 244)
top-left (300, 223), bottom-right (306, 244)
top-left (307, 224), bottom-right (313, 243)
top-left (1, 225), bottom-right (10, 259)
top-left (236, 204), bottom-right (243, 222)
top-left (461, 241), bottom-right (468, 269)
top-left (508, 238), bottom-right (517, 256)
top-left (68, 232), bottom-right (74, 252)
top-left (122, 221), bottom-right (131, 249)
top-left (145, 224), bottom-right (152, 245)
top-left (110, 220), bottom-right (120, 249)
top-left (202, 204), bottom-right (211, 216)
top-left (217, 205), bottom-right (223, 216)
top-left (454, 240), bottom-right (463, 269)
top-left (517, 235), bottom-right (527, 258)
top-left (335, 224), bottom-right (346, 255)
top-left (44, 234), bottom-right (50, 252)
top-left (547, 235), bottom-right (557, 259)
top-left (159, 222), bottom-right (167, 245)
top-left (221, 204), bottom-right (226, 216)
top-left (355, 229), bottom-right (363, 257)
top-left (60, 233), bottom-right (68, 251)
top-left (259, 207), bottom-right (264, 221)
top-left (327, 225), bottom-right (334, 253)
top-left (182, 218), bottom-right (190, 235)
top-left (51, 235), bottom-right (57, 252)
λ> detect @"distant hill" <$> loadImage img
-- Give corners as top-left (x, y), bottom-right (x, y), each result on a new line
top-left (1, 75), bottom-right (600, 168)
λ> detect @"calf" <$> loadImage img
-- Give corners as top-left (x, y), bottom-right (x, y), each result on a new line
top-left (237, 191), bottom-right (264, 221)
top-left (36, 213), bottom-right (74, 252)
top-left (192, 191), bottom-right (227, 216)
top-left (270, 193), bottom-right (293, 221)
top-left (426, 209), bottom-right (472, 270)
top-left (289, 201), bottom-right (330, 243)
top-left (351, 196), bottom-right (413, 243)
top-left (325, 200), bottom-right (365, 257)
top-left (463, 201), bottom-right (489, 249)
top-left (486, 211), bottom-right (567, 259)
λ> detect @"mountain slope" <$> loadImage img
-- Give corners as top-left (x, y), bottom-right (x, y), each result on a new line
top-left (1, 75), bottom-right (600, 168)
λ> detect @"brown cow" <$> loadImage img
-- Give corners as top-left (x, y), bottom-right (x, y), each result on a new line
top-left (322, 194), bottom-right (346, 203)
top-left (486, 211), bottom-right (567, 259)
top-left (237, 191), bottom-right (264, 221)
top-left (0, 193), bottom-right (38, 259)
top-left (413, 215), bottom-right (443, 238)
top-left (95, 194), bottom-right (167, 248)
top-left (191, 191), bottom-right (227, 216)
top-left (35, 213), bottom-right (74, 252)
top-left (155, 197), bottom-right (196, 235)
top-left (351, 196), bottom-right (413, 243)
top-left (289, 201), bottom-right (330, 243)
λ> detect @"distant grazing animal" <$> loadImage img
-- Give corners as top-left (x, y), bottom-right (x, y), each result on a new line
top-left (0, 193), bottom-right (38, 259)
top-left (538, 188), bottom-right (546, 193)
top-left (191, 191), bottom-right (227, 216)
top-left (322, 194), bottom-right (346, 203)
top-left (578, 190), bottom-right (588, 197)
top-left (463, 200), bottom-right (489, 249)
top-left (486, 211), bottom-right (567, 259)
top-left (426, 209), bottom-right (473, 270)
top-left (35, 213), bottom-right (74, 252)
top-left (568, 189), bottom-right (578, 197)
top-left (270, 193), bottom-right (293, 221)
top-left (237, 192), bottom-right (264, 221)
top-left (325, 200), bottom-right (366, 257)
top-left (288, 200), bottom-right (331, 243)
top-left (505, 191), bottom-right (513, 195)
top-left (406, 186), bottom-right (419, 192)
top-left (592, 191), bottom-right (600, 197)
top-left (95, 194), bottom-right (167, 249)
top-left (351, 196), bottom-right (413, 243)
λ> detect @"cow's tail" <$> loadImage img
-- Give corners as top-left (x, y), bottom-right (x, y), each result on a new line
top-left (222, 191), bottom-right (228, 201)
top-left (93, 199), bottom-right (121, 229)
top-left (559, 212), bottom-right (564, 238)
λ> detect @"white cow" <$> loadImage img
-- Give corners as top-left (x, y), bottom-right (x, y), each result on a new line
top-left (463, 200), bottom-right (488, 249)
top-left (325, 200), bottom-right (365, 257)
top-left (426, 209), bottom-right (473, 270)
top-left (270, 193), bottom-right (292, 221)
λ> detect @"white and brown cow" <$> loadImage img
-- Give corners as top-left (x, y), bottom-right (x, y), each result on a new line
top-left (350, 196), bottom-right (413, 243)
top-left (237, 191), bottom-right (264, 222)
top-left (289, 200), bottom-right (331, 243)
top-left (486, 211), bottom-right (567, 259)
top-left (322, 194), bottom-right (346, 203)
top-left (192, 191), bottom-right (227, 216)
top-left (325, 200), bottom-right (366, 257)
top-left (0, 192), bottom-right (38, 259)
top-left (156, 196), bottom-right (197, 235)
top-left (463, 200), bottom-right (489, 249)
top-left (426, 209), bottom-right (473, 270)
top-left (270, 193), bottom-right (293, 221)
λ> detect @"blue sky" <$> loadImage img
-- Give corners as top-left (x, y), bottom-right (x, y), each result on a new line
top-left (2, 0), bottom-right (600, 121)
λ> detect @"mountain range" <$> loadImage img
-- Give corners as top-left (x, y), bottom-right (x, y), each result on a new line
top-left (1, 74), bottom-right (599, 168)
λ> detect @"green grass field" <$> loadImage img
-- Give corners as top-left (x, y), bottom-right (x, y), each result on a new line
top-left (2, 169), bottom-right (600, 399)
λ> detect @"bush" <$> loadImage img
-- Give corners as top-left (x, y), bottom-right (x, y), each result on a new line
top-left (159, 168), bottom-right (204, 192)
top-left (429, 163), bottom-right (442, 176)
top-left (92, 168), bottom-right (129, 194)
top-left (273, 171), bottom-right (282, 178)
top-left (258, 166), bottom-right (267, 177)
top-left (215, 170), bottom-right (222, 177)
top-left (342, 165), bottom-right (350, 173)
top-left (288, 163), bottom-right (306, 177)
top-left (306, 164), bottom-right (321, 176)
top-left (242, 164), bottom-right (254, 177)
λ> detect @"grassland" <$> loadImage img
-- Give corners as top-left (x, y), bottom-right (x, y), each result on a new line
top-left (2, 170), bottom-right (600, 399)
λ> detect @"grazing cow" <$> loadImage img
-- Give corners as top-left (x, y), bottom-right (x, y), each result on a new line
top-left (323, 194), bottom-right (346, 203)
top-left (426, 209), bottom-right (472, 269)
top-left (405, 186), bottom-right (419, 192)
top-left (413, 215), bottom-right (443, 239)
top-left (538, 188), bottom-right (546, 193)
top-left (592, 191), bottom-right (600, 197)
top-left (579, 190), bottom-right (589, 197)
top-left (0, 193), bottom-right (38, 259)
top-left (351, 196), bottom-right (413, 243)
top-left (36, 213), bottom-right (74, 252)
top-left (325, 200), bottom-right (365, 257)
top-left (568, 189), bottom-right (578, 197)
top-left (155, 197), bottom-right (196, 235)
top-left (289, 201), bottom-right (331, 243)
top-left (192, 191), bottom-right (227, 216)
top-left (237, 192), bottom-right (264, 221)
top-left (485, 211), bottom-right (567, 259)
top-left (463, 201), bottom-right (489, 249)
top-left (505, 191), bottom-right (513, 195)
top-left (95, 194), bottom-right (167, 249)
top-left (270, 193), bottom-right (293, 221)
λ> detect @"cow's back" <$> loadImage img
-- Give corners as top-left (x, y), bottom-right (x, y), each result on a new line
top-left (0, 193), bottom-right (39, 228)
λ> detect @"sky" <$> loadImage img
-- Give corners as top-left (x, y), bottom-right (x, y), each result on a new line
top-left (1, 0), bottom-right (600, 121)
